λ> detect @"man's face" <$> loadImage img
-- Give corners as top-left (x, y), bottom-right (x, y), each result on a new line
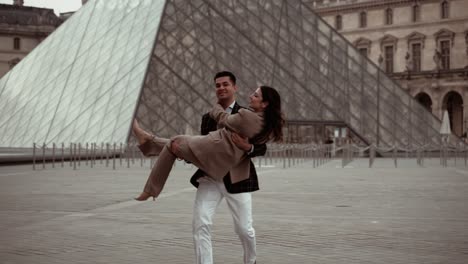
top-left (215, 76), bottom-right (237, 102)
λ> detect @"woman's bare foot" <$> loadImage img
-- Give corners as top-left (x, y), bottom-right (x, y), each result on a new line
top-left (132, 120), bottom-right (153, 145)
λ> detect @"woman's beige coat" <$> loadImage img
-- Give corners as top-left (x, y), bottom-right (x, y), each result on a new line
top-left (183, 104), bottom-right (264, 183)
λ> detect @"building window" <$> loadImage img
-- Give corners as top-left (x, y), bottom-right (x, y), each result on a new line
top-left (335, 15), bottom-right (342, 30)
top-left (358, 48), bottom-right (368, 57)
top-left (411, 43), bottom-right (422, 72)
top-left (440, 40), bottom-right (450, 70)
top-left (441, 0), bottom-right (449, 19)
top-left (13, 37), bottom-right (21, 50)
top-left (384, 45), bottom-right (394, 73)
top-left (359, 11), bottom-right (367, 28)
top-left (354, 37), bottom-right (372, 58)
top-left (385, 8), bottom-right (393, 25)
top-left (412, 4), bottom-right (420, 22)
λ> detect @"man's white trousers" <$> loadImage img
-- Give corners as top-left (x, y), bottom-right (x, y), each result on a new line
top-left (192, 177), bottom-right (256, 264)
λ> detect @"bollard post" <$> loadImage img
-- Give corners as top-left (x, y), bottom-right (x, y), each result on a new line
top-left (127, 144), bottom-right (130, 168)
top-left (70, 143), bottom-right (73, 167)
top-left (85, 143), bottom-right (89, 166)
top-left (73, 143), bottom-right (77, 170)
top-left (283, 148), bottom-right (286, 169)
top-left (100, 142), bottom-right (104, 164)
top-left (52, 143), bottom-right (56, 168)
top-left (393, 146), bottom-right (397, 168)
top-left (61, 143), bottom-right (64, 168)
top-left (94, 143), bottom-right (97, 166)
top-left (105, 143), bottom-right (109, 167)
top-left (140, 151), bottom-right (144, 167)
top-left (33, 143), bottom-right (36, 170)
top-left (78, 143), bottom-right (81, 167)
top-left (113, 143), bottom-right (116, 170)
top-left (42, 143), bottom-right (46, 169)
top-left (120, 143), bottom-right (123, 166)
top-left (90, 143), bottom-right (94, 168)
top-left (132, 145), bottom-right (135, 164)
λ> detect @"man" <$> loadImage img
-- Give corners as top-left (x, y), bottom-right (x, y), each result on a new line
top-left (190, 71), bottom-right (266, 264)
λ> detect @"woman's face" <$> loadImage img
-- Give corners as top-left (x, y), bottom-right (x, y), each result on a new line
top-left (248, 87), bottom-right (267, 112)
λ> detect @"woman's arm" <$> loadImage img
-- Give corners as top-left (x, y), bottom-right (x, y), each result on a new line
top-left (209, 104), bottom-right (263, 139)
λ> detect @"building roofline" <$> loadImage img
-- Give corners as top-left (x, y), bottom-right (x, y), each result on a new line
top-left (313, 0), bottom-right (440, 15)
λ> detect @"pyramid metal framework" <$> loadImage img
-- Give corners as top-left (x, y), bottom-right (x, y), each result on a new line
top-left (0, 0), bottom-right (448, 149)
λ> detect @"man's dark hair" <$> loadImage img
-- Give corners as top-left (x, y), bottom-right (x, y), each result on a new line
top-left (214, 71), bottom-right (236, 84)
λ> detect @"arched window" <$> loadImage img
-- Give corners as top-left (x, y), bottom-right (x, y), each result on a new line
top-left (443, 91), bottom-right (464, 136)
top-left (441, 0), bottom-right (449, 19)
top-left (13, 37), bottom-right (20, 50)
top-left (412, 4), bottom-right (420, 22)
top-left (385, 8), bottom-right (393, 25)
top-left (415, 92), bottom-right (432, 112)
top-left (335, 15), bottom-right (342, 30)
top-left (359, 11), bottom-right (367, 28)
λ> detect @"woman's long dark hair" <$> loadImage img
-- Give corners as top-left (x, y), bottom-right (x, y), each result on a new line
top-left (252, 86), bottom-right (285, 143)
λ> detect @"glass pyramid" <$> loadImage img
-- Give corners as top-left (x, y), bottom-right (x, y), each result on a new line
top-left (0, 0), bottom-right (450, 149)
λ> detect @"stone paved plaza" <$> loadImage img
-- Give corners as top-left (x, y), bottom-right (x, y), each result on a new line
top-left (0, 158), bottom-right (467, 264)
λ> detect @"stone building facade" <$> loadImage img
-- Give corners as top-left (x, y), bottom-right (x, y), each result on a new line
top-left (311, 0), bottom-right (468, 137)
top-left (0, 1), bottom-right (62, 78)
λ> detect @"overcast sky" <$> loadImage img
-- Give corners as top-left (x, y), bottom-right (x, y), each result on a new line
top-left (0, 0), bottom-right (83, 15)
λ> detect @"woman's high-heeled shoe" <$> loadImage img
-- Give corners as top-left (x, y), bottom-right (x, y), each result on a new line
top-left (134, 192), bottom-right (155, 201)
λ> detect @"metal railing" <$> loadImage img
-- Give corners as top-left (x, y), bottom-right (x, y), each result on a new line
top-left (26, 141), bottom-right (468, 170)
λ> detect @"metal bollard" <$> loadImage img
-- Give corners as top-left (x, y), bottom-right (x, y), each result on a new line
top-left (33, 143), bottom-right (36, 170)
top-left (127, 144), bottom-right (130, 168)
top-left (73, 143), bottom-right (77, 170)
top-left (42, 143), bottom-right (46, 169)
top-left (113, 143), bottom-right (116, 170)
top-left (140, 151), bottom-right (144, 167)
top-left (78, 143), bottom-right (81, 167)
top-left (120, 143), bottom-right (123, 166)
top-left (90, 143), bottom-right (94, 168)
top-left (281, 148), bottom-right (286, 169)
top-left (105, 143), bottom-right (109, 167)
top-left (70, 143), bottom-right (73, 167)
top-left (100, 142), bottom-right (104, 164)
top-left (61, 143), bottom-right (64, 168)
top-left (52, 143), bottom-right (55, 168)
top-left (85, 143), bottom-right (89, 166)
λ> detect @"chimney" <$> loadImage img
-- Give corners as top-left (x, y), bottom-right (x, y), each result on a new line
top-left (13, 0), bottom-right (24, 6)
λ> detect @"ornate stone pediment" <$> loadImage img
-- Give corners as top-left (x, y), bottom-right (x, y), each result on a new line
top-left (406, 31), bottom-right (426, 48)
top-left (354, 37), bottom-right (371, 47)
top-left (434, 28), bottom-right (455, 46)
top-left (380, 34), bottom-right (398, 51)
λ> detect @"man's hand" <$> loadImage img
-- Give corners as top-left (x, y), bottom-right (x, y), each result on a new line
top-left (231, 132), bottom-right (252, 152)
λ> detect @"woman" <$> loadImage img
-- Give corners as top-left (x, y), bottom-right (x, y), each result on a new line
top-left (133, 86), bottom-right (284, 201)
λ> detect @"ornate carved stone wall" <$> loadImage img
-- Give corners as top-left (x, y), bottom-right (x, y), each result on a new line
top-left (0, 3), bottom-right (62, 78)
top-left (313, 0), bottom-right (468, 136)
